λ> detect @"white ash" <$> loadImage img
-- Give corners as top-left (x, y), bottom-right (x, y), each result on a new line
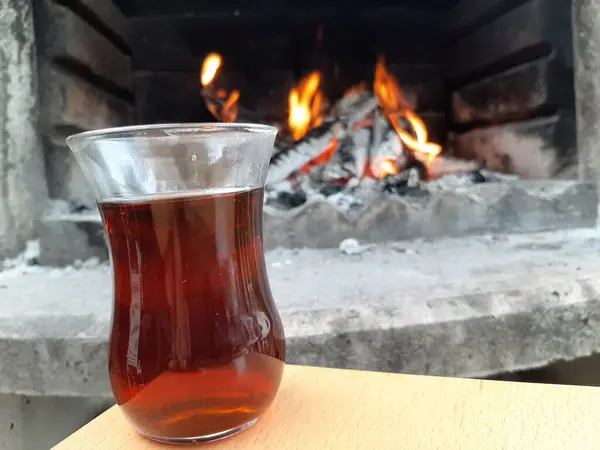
top-left (326, 190), bottom-right (364, 213)
top-left (339, 238), bottom-right (363, 255)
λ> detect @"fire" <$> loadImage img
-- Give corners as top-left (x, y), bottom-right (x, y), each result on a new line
top-left (373, 57), bottom-right (442, 165)
top-left (374, 57), bottom-right (411, 115)
top-left (200, 53), bottom-right (222, 87)
top-left (394, 111), bottom-right (441, 164)
top-left (288, 71), bottom-right (325, 141)
top-left (200, 52), bottom-right (239, 123)
top-left (199, 51), bottom-right (443, 180)
top-left (301, 136), bottom-right (339, 174)
top-left (373, 158), bottom-right (398, 178)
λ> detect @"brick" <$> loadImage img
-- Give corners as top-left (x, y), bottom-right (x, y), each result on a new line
top-left (445, 0), bottom-right (572, 81)
top-left (451, 56), bottom-right (575, 125)
top-left (34, 0), bottom-right (132, 90)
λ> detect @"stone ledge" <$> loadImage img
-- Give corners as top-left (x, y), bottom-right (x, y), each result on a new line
top-left (3, 228), bottom-right (600, 396)
top-left (264, 180), bottom-right (597, 248)
top-left (38, 180), bottom-right (599, 265)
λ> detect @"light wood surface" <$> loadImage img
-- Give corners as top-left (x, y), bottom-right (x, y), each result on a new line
top-left (54, 365), bottom-right (600, 449)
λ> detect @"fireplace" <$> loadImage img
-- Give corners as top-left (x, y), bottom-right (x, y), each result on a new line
top-left (7, 0), bottom-right (596, 264)
top-left (123, 0), bottom-right (576, 180)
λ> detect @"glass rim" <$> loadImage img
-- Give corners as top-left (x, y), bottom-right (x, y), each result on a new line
top-left (66, 122), bottom-right (278, 150)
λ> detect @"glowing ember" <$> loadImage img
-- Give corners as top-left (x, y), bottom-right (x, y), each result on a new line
top-left (200, 53), bottom-right (222, 86)
top-left (373, 57), bottom-right (442, 166)
top-left (373, 158), bottom-right (398, 178)
top-left (301, 136), bottom-right (339, 174)
top-left (288, 71), bottom-right (325, 141)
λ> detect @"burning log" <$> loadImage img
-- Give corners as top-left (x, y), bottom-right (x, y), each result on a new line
top-left (265, 179), bottom-right (308, 210)
top-left (199, 51), bottom-right (495, 211)
top-left (369, 127), bottom-right (405, 178)
top-left (267, 120), bottom-right (339, 185)
top-left (267, 93), bottom-right (381, 185)
top-left (321, 127), bottom-right (371, 182)
top-left (381, 159), bottom-right (427, 196)
top-left (335, 91), bottom-right (380, 128)
top-left (425, 155), bottom-right (482, 181)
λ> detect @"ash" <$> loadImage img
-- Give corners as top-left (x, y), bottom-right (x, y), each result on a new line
top-left (267, 168), bottom-right (509, 214)
top-left (265, 91), bottom-right (518, 213)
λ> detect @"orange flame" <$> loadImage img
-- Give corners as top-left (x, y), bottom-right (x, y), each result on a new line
top-left (201, 53), bottom-right (222, 86)
top-left (394, 111), bottom-right (441, 164)
top-left (374, 57), bottom-right (412, 115)
top-left (373, 158), bottom-right (398, 178)
top-left (200, 53), bottom-right (239, 123)
top-left (289, 71), bottom-right (325, 141)
top-left (373, 57), bottom-right (442, 165)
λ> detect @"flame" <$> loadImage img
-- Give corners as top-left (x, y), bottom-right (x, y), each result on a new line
top-left (201, 53), bottom-right (222, 86)
top-left (221, 90), bottom-right (240, 123)
top-left (374, 57), bottom-right (411, 115)
top-left (200, 53), bottom-right (239, 123)
top-left (374, 158), bottom-right (398, 178)
top-left (288, 71), bottom-right (325, 141)
top-left (373, 57), bottom-right (442, 165)
top-left (394, 111), bottom-right (441, 164)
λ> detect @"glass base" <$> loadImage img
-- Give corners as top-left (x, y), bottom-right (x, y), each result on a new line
top-left (141, 417), bottom-right (259, 444)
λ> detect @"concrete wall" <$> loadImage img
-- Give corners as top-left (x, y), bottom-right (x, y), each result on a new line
top-left (0, 0), bottom-right (48, 258)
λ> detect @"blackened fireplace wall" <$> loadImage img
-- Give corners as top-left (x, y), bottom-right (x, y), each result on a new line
top-left (118, 0), bottom-right (575, 179)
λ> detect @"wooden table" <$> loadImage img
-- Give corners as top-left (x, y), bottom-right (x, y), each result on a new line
top-left (54, 365), bottom-right (600, 449)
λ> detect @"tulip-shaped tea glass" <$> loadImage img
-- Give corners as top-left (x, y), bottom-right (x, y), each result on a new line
top-left (66, 124), bottom-right (286, 443)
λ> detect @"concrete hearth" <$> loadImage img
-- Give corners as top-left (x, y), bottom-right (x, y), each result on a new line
top-left (4, 230), bottom-right (600, 448)
top-left (3, 229), bottom-right (600, 396)
top-left (4, 228), bottom-right (600, 446)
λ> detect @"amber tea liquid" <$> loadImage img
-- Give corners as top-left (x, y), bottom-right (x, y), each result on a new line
top-left (100, 187), bottom-right (285, 441)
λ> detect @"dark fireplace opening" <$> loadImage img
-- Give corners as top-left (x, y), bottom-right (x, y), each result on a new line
top-left (113, 0), bottom-right (574, 183)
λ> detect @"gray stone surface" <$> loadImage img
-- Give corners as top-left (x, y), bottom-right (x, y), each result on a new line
top-left (37, 201), bottom-right (106, 265)
top-left (45, 145), bottom-right (96, 210)
top-left (37, 217), bottom-right (108, 266)
top-left (41, 181), bottom-right (599, 262)
top-left (79, 0), bottom-right (128, 42)
top-left (573, 0), bottom-right (600, 182)
top-left (41, 68), bottom-right (133, 142)
top-left (2, 228), bottom-right (600, 396)
top-left (36, 203), bottom-right (105, 266)
top-left (0, 0), bottom-right (49, 259)
top-left (34, 0), bottom-right (132, 90)
top-left (264, 180), bottom-right (597, 249)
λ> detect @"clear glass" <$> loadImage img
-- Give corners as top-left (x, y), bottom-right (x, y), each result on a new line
top-left (66, 124), bottom-right (285, 444)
